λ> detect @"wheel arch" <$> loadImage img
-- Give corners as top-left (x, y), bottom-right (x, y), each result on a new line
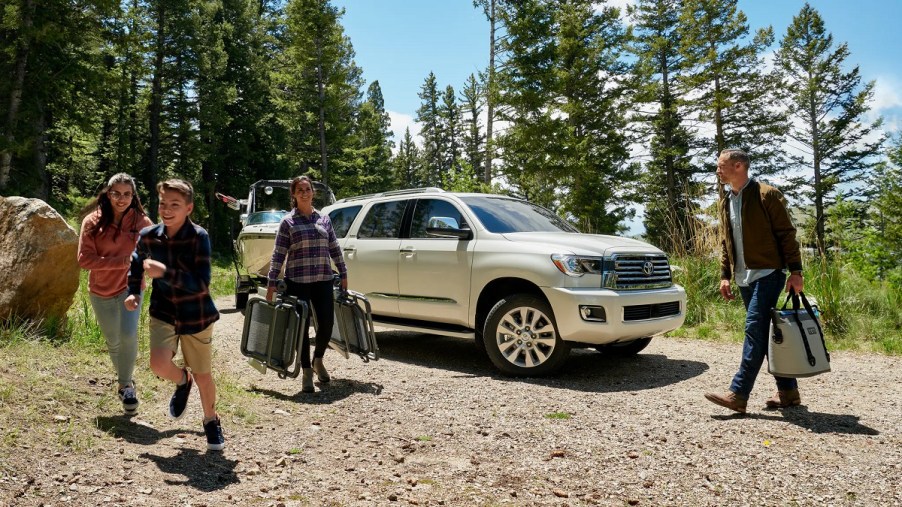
top-left (475, 277), bottom-right (549, 336)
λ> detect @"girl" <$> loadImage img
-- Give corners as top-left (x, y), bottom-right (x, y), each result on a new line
top-left (78, 173), bottom-right (153, 414)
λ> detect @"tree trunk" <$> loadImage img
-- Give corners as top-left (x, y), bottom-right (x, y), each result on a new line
top-left (315, 40), bottom-right (329, 187)
top-left (483, 0), bottom-right (495, 185)
top-left (810, 87), bottom-right (824, 254)
top-left (147, 5), bottom-right (166, 220)
top-left (33, 106), bottom-right (49, 200)
top-left (0, 0), bottom-right (35, 191)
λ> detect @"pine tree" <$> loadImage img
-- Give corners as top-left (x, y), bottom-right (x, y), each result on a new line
top-left (393, 127), bottom-right (421, 188)
top-left (628, 0), bottom-right (704, 252)
top-left (415, 72), bottom-right (442, 186)
top-left (775, 3), bottom-right (886, 252)
top-left (438, 84), bottom-right (462, 185)
top-left (460, 73), bottom-right (485, 180)
top-left (346, 80), bottom-right (394, 196)
top-left (473, 0), bottom-right (499, 184)
top-left (679, 0), bottom-right (789, 185)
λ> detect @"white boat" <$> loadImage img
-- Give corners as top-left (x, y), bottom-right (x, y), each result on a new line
top-left (227, 179), bottom-right (335, 309)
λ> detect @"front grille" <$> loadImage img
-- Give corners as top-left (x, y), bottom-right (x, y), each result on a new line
top-left (603, 254), bottom-right (673, 289)
top-left (623, 301), bottom-right (681, 321)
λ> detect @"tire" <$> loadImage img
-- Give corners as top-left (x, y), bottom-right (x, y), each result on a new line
top-left (482, 294), bottom-right (570, 376)
top-left (594, 337), bottom-right (652, 357)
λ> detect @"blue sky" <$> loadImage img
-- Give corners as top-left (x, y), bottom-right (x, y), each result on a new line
top-left (334, 0), bottom-right (902, 143)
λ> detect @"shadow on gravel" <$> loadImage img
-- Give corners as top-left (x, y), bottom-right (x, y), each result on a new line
top-left (374, 331), bottom-right (708, 392)
top-left (749, 407), bottom-right (880, 435)
top-left (95, 416), bottom-right (185, 445)
top-left (139, 448), bottom-right (240, 492)
top-left (250, 377), bottom-right (384, 405)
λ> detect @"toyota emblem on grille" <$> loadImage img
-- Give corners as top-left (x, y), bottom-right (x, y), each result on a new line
top-left (642, 261), bottom-right (655, 276)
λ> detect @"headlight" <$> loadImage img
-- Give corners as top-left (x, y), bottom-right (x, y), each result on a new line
top-left (551, 254), bottom-right (604, 277)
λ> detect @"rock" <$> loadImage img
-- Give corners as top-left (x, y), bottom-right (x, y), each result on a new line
top-left (0, 197), bottom-right (79, 323)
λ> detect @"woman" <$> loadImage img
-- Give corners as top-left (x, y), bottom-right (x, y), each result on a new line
top-left (78, 173), bottom-right (154, 414)
top-left (267, 175), bottom-right (348, 393)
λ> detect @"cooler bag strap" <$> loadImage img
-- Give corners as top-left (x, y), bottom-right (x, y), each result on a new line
top-left (798, 291), bottom-right (830, 362)
top-left (787, 288), bottom-right (816, 367)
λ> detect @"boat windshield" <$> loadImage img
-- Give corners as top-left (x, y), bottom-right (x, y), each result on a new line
top-left (245, 211), bottom-right (286, 226)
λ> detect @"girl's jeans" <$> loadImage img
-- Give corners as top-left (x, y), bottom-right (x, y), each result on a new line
top-left (730, 270), bottom-right (798, 398)
top-left (90, 290), bottom-right (141, 387)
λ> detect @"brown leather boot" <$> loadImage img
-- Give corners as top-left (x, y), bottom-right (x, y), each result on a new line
top-left (312, 357), bottom-right (330, 383)
top-left (301, 368), bottom-right (315, 393)
top-left (704, 391), bottom-right (748, 414)
top-left (765, 389), bottom-right (801, 408)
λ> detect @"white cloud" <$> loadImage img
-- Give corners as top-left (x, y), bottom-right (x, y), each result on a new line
top-left (595, 0), bottom-right (634, 17)
top-left (388, 110), bottom-right (422, 151)
top-left (872, 76), bottom-right (902, 112)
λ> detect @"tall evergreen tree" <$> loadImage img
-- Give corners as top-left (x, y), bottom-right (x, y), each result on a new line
top-left (415, 72), bottom-right (442, 186)
top-left (345, 80), bottom-right (394, 196)
top-left (679, 0), bottom-right (789, 186)
top-left (393, 127), bottom-right (421, 188)
top-left (438, 84), bottom-right (462, 184)
top-left (474, 0), bottom-right (499, 184)
top-left (628, 0), bottom-right (704, 252)
top-left (273, 0), bottom-right (362, 191)
top-left (775, 3), bottom-right (885, 252)
top-left (460, 73), bottom-right (485, 179)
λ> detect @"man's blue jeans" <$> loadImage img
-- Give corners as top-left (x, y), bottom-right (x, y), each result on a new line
top-left (730, 270), bottom-right (798, 398)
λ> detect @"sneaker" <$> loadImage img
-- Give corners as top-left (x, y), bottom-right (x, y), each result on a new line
top-left (765, 389), bottom-right (801, 409)
top-left (169, 370), bottom-right (193, 420)
top-left (118, 382), bottom-right (139, 415)
top-left (704, 391), bottom-right (748, 414)
top-left (203, 417), bottom-right (225, 451)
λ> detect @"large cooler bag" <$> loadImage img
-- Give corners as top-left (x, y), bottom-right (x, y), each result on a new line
top-left (241, 295), bottom-right (309, 378)
top-left (330, 289), bottom-right (379, 361)
top-left (768, 291), bottom-right (830, 378)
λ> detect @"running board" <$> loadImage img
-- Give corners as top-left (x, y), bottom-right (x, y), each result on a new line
top-left (371, 316), bottom-right (476, 340)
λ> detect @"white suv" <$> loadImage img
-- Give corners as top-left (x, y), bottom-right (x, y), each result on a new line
top-left (323, 189), bottom-right (686, 376)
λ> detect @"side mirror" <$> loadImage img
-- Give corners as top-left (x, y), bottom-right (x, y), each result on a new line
top-left (426, 216), bottom-right (472, 240)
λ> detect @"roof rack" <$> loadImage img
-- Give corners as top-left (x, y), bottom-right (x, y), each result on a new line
top-left (336, 187), bottom-right (445, 203)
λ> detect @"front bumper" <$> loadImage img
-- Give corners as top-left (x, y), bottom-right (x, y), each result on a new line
top-left (542, 285), bottom-right (687, 345)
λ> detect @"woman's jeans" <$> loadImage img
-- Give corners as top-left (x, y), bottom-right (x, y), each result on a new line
top-left (285, 279), bottom-right (334, 369)
top-left (90, 290), bottom-right (141, 387)
top-left (730, 270), bottom-right (798, 398)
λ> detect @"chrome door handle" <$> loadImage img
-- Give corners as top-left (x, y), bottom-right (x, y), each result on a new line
top-left (400, 247), bottom-right (415, 253)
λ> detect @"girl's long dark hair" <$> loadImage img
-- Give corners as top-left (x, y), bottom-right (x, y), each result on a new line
top-left (79, 173), bottom-right (147, 237)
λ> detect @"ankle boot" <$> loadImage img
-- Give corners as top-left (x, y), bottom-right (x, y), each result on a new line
top-left (301, 368), bottom-right (315, 393)
top-left (312, 358), bottom-right (330, 383)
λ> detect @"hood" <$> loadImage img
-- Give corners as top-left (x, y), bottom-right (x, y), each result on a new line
top-left (499, 232), bottom-right (663, 256)
top-left (238, 222), bottom-right (280, 236)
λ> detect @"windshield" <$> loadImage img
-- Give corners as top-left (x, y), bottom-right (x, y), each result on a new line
top-left (460, 196), bottom-right (579, 234)
top-left (245, 211), bottom-right (287, 226)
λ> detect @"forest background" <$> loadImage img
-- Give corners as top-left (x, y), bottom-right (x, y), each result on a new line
top-left (0, 0), bottom-right (899, 351)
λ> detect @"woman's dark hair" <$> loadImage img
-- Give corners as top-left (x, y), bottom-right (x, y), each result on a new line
top-left (80, 173), bottom-right (147, 237)
top-left (289, 175), bottom-right (315, 209)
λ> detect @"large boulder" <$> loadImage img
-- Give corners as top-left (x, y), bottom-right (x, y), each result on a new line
top-left (0, 196), bottom-right (80, 323)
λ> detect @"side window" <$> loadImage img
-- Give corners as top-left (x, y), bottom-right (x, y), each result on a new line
top-left (328, 205), bottom-right (362, 238)
top-left (410, 199), bottom-right (467, 239)
top-left (357, 200), bottom-right (407, 239)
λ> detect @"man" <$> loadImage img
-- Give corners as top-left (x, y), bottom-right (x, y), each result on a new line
top-left (704, 149), bottom-right (804, 414)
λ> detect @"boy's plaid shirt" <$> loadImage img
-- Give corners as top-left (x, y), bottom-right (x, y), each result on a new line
top-left (128, 220), bottom-right (220, 334)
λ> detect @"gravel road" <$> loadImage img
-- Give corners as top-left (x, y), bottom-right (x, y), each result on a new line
top-left (4, 296), bottom-right (900, 506)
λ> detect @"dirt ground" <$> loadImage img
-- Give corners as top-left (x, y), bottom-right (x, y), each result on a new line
top-left (1, 296), bottom-right (900, 506)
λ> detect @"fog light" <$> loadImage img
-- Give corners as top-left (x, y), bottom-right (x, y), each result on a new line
top-left (580, 305), bottom-right (606, 322)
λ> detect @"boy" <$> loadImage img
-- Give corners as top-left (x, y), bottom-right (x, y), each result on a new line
top-left (125, 179), bottom-right (224, 450)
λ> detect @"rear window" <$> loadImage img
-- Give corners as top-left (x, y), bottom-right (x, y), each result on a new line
top-left (357, 200), bottom-right (407, 239)
top-left (328, 205), bottom-right (362, 238)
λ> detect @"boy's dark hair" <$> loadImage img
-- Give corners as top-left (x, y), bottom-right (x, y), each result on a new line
top-left (158, 179), bottom-right (194, 202)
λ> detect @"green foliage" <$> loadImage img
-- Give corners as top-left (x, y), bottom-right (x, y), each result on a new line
top-left (775, 4), bottom-right (886, 251)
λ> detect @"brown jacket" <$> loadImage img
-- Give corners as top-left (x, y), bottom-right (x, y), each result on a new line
top-left (719, 179), bottom-right (802, 281)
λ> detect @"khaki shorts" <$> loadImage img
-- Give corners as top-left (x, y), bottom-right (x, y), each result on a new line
top-left (149, 317), bottom-right (214, 374)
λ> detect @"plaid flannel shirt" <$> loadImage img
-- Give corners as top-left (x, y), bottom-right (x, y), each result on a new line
top-left (128, 220), bottom-right (220, 334)
top-left (268, 208), bottom-right (347, 288)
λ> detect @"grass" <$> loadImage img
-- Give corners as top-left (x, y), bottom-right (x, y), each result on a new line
top-left (544, 411), bottom-right (572, 420)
